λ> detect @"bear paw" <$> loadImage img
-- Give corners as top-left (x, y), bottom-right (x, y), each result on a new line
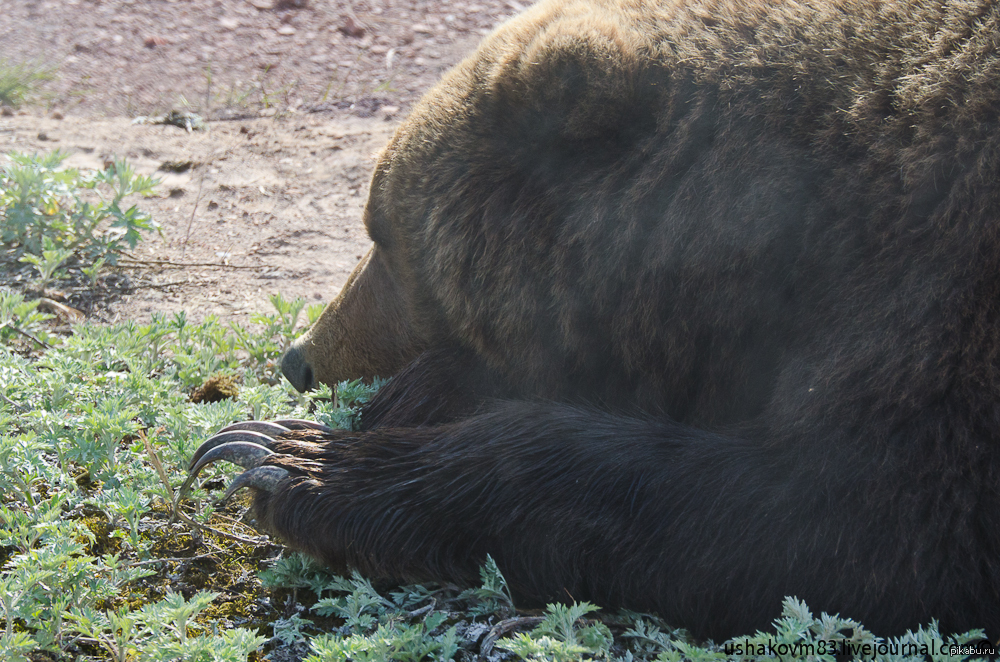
top-left (182, 419), bottom-right (334, 502)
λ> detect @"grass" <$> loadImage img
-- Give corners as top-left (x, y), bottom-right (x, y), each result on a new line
top-left (0, 153), bottom-right (992, 660)
top-left (0, 59), bottom-right (55, 108)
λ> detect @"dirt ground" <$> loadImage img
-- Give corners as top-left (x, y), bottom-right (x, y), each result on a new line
top-left (0, 0), bottom-right (524, 324)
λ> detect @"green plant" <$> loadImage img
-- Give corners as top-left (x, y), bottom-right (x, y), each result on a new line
top-left (63, 606), bottom-right (141, 662)
top-left (307, 616), bottom-right (459, 662)
top-left (305, 376), bottom-right (388, 431)
top-left (456, 555), bottom-right (515, 617)
top-left (370, 77), bottom-right (398, 95)
top-left (220, 80), bottom-right (257, 109)
top-left (724, 598), bottom-right (990, 662)
top-left (0, 289), bottom-right (54, 349)
top-left (81, 256), bottom-right (107, 285)
top-left (257, 65), bottom-right (298, 110)
top-left (65, 591), bottom-right (266, 662)
top-left (1, 151), bottom-right (159, 270)
top-left (0, 58), bottom-right (54, 108)
top-left (313, 573), bottom-right (394, 632)
top-left (272, 613), bottom-right (314, 646)
top-left (18, 235), bottom-right (74, 287)
top-left (0, 289), bottom-right (311, 660)
top-left (498, 602), bottom-right (612, 661)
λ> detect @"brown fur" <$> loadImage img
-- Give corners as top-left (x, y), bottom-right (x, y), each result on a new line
top-left (269, 0), bottom-right (1000, 638)
top-left (282, 246), bottom-right (424, 391)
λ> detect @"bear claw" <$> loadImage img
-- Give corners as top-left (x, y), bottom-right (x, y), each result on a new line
top-left (182, 423), bottom-right (307, 500)
top-left (219, 465), bottom-right (291, 502)
top-left (217, 420), bottom-right (291, 436)
top-left (188, 429), bottom-right (279, 470)
top-left (272, 418), bottom-right (334, 433)
top-left (189, 439), bottom-right (274, 476)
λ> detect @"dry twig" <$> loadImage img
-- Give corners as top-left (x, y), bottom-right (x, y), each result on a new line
top-left (119, 256), bottom-right (266, 270)
top-left (0, 320), bottom-right (52, 348)
top-left (181, 172), bottom-right (206, 259)
top-left (480, 617), bottom-right (545, 657)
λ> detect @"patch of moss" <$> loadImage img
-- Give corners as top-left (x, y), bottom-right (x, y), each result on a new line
top-left (190, 373), bottom-right (240, 403)
top-left (79, 514), bottom-right (121, 556)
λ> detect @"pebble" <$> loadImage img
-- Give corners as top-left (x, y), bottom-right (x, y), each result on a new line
top-left (338, 17), bottom-right (365, 38)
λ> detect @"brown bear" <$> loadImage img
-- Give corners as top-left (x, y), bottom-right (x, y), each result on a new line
top-left (194, 0), bottom-right (1000, 640)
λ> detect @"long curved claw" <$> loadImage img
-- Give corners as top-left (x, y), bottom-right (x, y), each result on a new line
top-left (190, 440), bottom-right (274, 476)
top-left (221, 465), bottom-right (291, 501)
top-left (189, 430), bottom-right (279, 471)
top-left (272, 418), bottom-right (334, 433)
top-left (180, 419), bottom-right (321, 507)
top-left (181, 440), bottom-right (275, 496)
top-left (217, 421), bottom-right (291, 436)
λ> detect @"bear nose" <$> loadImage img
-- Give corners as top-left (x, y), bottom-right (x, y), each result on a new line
top-left (281, 346), bottom-right (315, 392)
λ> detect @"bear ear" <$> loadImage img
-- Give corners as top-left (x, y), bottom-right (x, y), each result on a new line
top-left (486, 15), bottom-right (661, 148)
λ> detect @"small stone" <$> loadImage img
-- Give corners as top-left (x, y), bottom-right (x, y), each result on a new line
top-left (277, 25), bottom-right (296, 36)
top-left (37, 132), bottom-right (48, 141)
top-left (338, 16), bottom-right (365, 38)
top-left (159, 160), bottom-right (194, 173)
top-left (248, 0), bottom-right (273, 8)
top-left (411, 23), bottom-right (432, 33)
top-left (219, 17), bottom-right (239, 30)
top-left (50, 110), bottom-right (64, 120)
top-left (381, 105), bottom-right (400, 119)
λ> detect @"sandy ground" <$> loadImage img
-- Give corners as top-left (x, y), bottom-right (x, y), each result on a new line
top-left (0, 0), bottom-right (523, 324)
